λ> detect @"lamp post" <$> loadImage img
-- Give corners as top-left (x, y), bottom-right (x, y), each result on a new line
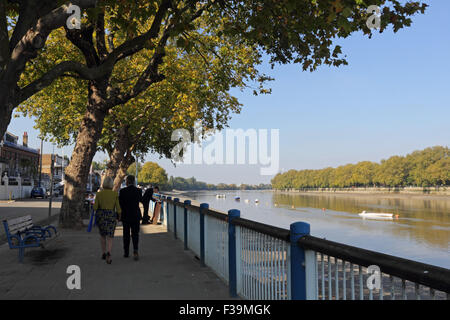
top-left (38, 138), bottom-right (43, 187)
top-left (61, 147), bottom-right (65, 183)
top-left (89, 164), bottom-right (93, 192)
top-left (135, 153), bottom-right (138, 186)
top-left (48, 144), bottom-right (55, 219)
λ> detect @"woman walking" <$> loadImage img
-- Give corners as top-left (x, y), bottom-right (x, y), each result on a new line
top-left (93, 176), bottom-right (121, 264)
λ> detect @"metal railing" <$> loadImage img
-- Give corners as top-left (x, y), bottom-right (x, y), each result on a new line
top-left (299, 236), bottom-right (450, 300)
top-left (236, 224), bottom-right (290, 299)
top-left (161, 195), bottom-right (450, 300)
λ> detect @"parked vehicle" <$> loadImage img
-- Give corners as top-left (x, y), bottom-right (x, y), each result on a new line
top-left (31, 187), bottom-right (47, 199)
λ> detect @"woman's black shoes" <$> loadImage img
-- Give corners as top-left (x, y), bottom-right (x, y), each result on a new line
top-left (106, 252), bottom-right (112, 264)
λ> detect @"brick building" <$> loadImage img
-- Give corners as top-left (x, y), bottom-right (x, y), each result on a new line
top-left (42, 154), bottom-right (69, 184)
top-left (0, 132), bottom-right (40, 183)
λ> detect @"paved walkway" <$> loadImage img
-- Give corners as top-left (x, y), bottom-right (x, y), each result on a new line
top-left (0, 222), bottom-right (232, 300)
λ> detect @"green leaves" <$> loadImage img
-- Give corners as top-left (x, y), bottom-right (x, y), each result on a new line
top-left (12, 0), bottom-right (428, 165)
top-left (18, 12), bottom-right (270, 161)
top-left (272, 146), bottom-right (449, 189)
top-left (215, 0), bottom-right (427, 71)
top-left (137, 161), bottom-right (168, 186)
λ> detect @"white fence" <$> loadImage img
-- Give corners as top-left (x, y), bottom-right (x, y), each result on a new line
top-left (0, 184), bottom-right (33, 200)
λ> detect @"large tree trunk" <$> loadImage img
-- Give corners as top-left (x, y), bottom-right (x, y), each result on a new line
top-left (113, 152), bottom-right (134, 191)
top-left (103, 126), bottom-right (130, 178)
top-left (0, 82), bottom-right (17, 140)
top-left (59, 80), bottom-right (108, 228)
top-left (0, 78), bottom-right (18, 140)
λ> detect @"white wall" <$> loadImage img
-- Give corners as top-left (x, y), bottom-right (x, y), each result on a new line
top-left (0, 185), bottom-right (33, 200)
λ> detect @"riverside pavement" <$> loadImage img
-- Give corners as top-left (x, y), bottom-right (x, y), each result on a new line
top-left (0, 220), bottom-right (233, 300)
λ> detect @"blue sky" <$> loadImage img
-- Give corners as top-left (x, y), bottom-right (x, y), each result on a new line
top-left (8, 1), bottom-right (450, 184)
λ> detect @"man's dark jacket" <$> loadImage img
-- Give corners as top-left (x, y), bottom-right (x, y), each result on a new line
top-left (119, 185), bottom-right (143, 223)
top-left (142, 188), bottom-right (154, 206)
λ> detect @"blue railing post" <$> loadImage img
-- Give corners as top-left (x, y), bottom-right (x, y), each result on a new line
top-left (173, 198), bottom-right (179, 239)
top-left (166, 196), bottom-right (172, 229)
top-left (290, 222), bottom-right (310, 300)
top-left (228, 209), bottom-right (240, 298)
top-left (199, 203), bottom-right (208, 267)
top-left (183, 200), bottom-right (191, 250)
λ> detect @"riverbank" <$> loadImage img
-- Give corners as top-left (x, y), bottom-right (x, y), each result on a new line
top-left (273, 189), bottom-right (450, 201)
top-left (164, 188), bottom-right (450, 200)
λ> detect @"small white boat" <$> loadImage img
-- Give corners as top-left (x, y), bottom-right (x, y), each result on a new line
top-left (358, 211), bottom-right (398, 219)
top-left (244, 199), bottom-right (250, 203)
top-left (216, 194), bottom-right (226, 199)
top-left (255, 199), bottom-right (259, 204)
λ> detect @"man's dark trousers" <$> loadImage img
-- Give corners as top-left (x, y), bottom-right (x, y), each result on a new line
top-left (123, 221), bottom-right (140, 254)
top-left (142, 203), bottom-right (150, 223)
top-left (119, 185), bottom-right (143, 255)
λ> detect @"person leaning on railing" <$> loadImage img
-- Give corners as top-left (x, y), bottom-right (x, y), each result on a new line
top-left (93, 176), bottom-right (121, 264)
top-left (150, 186), bottom-right (162, 224)
top-left (141, 186), bottom-right (154, 225)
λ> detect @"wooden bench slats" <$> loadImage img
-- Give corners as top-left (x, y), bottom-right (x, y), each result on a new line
top-left (9, 219), bottom-right (33, 227)
top-left (7, 215), bottom-right (32, 225)
top-left (8, 221), bottom-right (34, 234)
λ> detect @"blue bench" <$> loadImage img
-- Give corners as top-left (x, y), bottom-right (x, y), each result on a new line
top-left (2, 215), bottom-right (59, 263)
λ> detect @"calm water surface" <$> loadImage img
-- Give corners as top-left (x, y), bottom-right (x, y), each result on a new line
top-left (184, 191), bottom-right (450, 268)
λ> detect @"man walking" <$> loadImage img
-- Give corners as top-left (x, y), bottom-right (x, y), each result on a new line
top-left (119, 175), bottom-right (143, 260)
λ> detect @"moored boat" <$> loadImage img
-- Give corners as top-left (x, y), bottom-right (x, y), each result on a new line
top-left (358, 211), bottom-right (399, 219)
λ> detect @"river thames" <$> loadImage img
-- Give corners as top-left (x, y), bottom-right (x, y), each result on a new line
top-left (183, 191), bottom-right (450, 269)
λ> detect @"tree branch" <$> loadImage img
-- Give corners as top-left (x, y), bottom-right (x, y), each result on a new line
top-left (95, 11), bottom-right (108, 61)
top-left (9, 0), bottom-right (40, 53)
top-left (17, 60), bottom-right (112, 104)
top-left (107, 26), bottom-right (172, 107)
top-left (105, 0), bottom-right (172, 64)
top-left (4, 0), bottom-right (98, 86)
top-left (107, 0), bottom-right (213, 107)
top-left (65, 24), bottom-right (100, 67)
top-left (0, 1), bottom-right (9, 72)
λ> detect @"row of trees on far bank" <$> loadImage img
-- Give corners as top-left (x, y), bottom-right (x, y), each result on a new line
top-left (125, 161), bottom-right (271, 191)
top-left (271, 146), bottom-right (449, 189)
top-left (168, 176), bottom-right (271, 191)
